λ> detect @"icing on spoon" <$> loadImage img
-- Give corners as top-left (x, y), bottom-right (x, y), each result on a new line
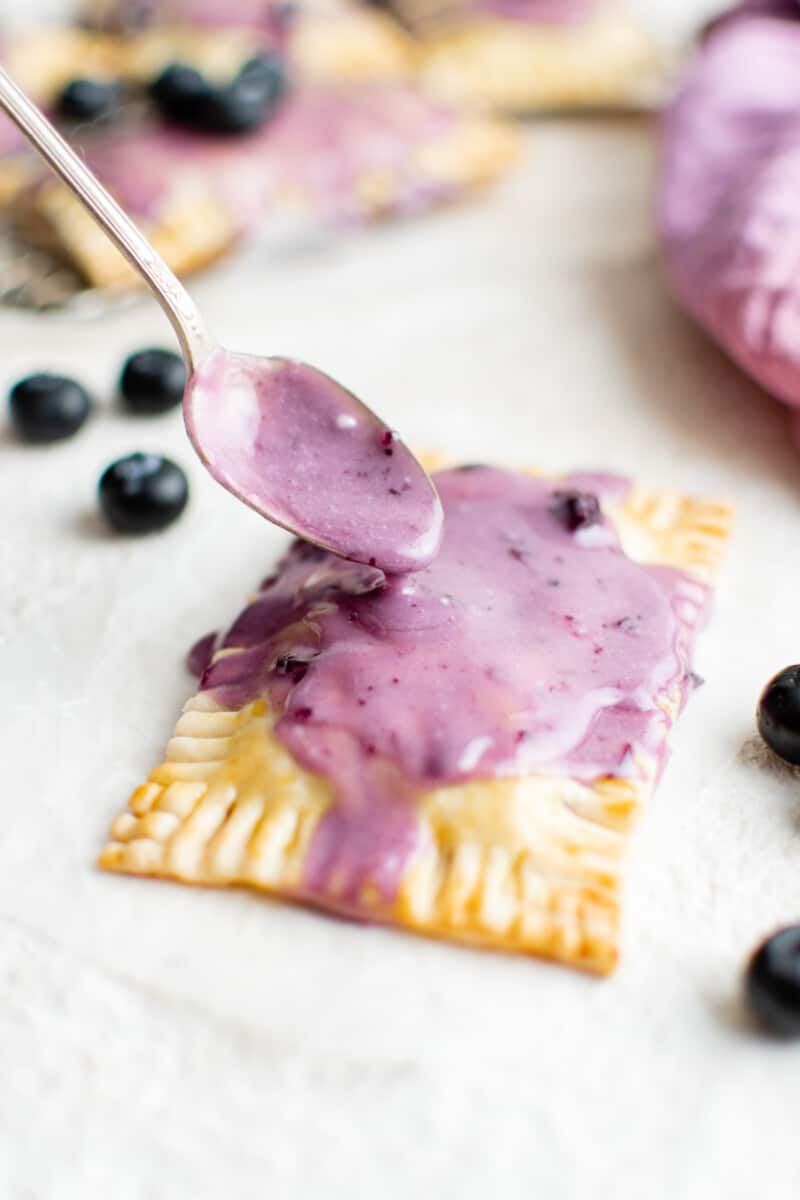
top-left (0, 68), bottom-right (442, 572)
top-left (184, 350), bottom-right (442, 572)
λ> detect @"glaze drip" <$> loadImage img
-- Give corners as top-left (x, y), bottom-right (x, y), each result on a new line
top-left (199, 467), bottom-right (707, 908)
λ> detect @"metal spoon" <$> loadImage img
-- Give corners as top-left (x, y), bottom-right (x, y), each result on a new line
top-left (0, 68), bottom-right (443, 572)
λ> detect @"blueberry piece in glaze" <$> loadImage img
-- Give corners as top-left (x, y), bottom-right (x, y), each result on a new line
top-left (9, 373), bottom-right (91, 443)
top-left (120, 348), bottom-right (186, 415)
top-left (273, 652), bottom-right (317, 682)
top-left (99, 452), bottom-right (189, 534)
top-left (757, 665), bottom-right (800, 765)
top-left (745, 927), bottom-right (800, 1038)
top-left (550, 490), bottom-right (601, 533)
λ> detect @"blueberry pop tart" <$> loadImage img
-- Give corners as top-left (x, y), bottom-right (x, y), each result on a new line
top-left (101, 466), bottom-right (730, 974)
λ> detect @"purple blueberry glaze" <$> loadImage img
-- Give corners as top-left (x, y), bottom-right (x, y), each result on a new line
top-left (550, 489), bottom-right (601, 532)
top-left (184, 348), bottom-right (442, 573)
top-left (658, 5), bottom-right (800, 414)
top-left (199, 467), bottom-right (709, 913)
top-left (187, 630), bottom-right (219, 677)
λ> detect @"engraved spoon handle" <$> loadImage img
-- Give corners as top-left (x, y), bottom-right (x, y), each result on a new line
top-left (0, 67), bottom-right (215, 374)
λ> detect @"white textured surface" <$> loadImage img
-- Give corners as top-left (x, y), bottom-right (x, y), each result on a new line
top-left (4, 6), bottom-right (800, 1199)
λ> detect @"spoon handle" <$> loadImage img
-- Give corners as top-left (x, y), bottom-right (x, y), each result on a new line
top-left (0, 67), bottom-right (214, 374)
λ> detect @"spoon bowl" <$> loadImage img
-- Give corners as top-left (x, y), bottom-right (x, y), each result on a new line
top-left (185, 348), bottom-right (443, 572)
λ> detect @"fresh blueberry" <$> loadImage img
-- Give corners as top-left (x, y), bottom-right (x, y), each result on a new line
top-left (99, 452), bottom-right (188, 533)
top-left (150, 63), bottom-right (210, 127)
top-left (9, 373), bottom-right (91, 443)
top-left (745, 927), bottom-right (800, 1037)
top-left (206, 54), bottom-right (287, 133)
top-left (150, 53), bottom-right (286, 134)
top-left (120, 348), bottom-right (186, 415)
top-left (757, 665), bottom-right (800, 765)
top-left (58, 78), bottom-right (121, 122)
top-left (550, 490), bottom-right (601, 533)
top-left (237, 53), bottom-right (287, 107)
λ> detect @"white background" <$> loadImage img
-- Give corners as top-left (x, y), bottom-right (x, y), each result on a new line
top-left (3, 3), bottom-right (800, 1199)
